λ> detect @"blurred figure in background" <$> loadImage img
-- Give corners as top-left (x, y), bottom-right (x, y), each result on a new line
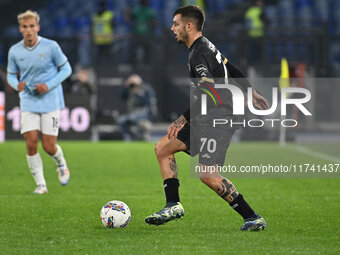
top-left (92, 0), bottom-right (114, 67)
top-left (118, 74), bottom-right (157, 141)
top-left (65, 65), bottom-right (96, 95)
top-left (183, 0), bottom-right (206, 11)
top-left (131, 0), bottom-right (156, 65)
top-left (244, 0), bottom-right (268, 65)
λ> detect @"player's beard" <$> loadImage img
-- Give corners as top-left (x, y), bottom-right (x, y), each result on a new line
top-left (177, 30), bottom-right (189, 45)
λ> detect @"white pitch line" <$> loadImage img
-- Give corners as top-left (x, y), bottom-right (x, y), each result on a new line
top-left (293, 145), bottom-right (340, 163)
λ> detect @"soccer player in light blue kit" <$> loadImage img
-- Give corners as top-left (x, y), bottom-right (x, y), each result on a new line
top-left (7, 10), bottom-right (72, 194)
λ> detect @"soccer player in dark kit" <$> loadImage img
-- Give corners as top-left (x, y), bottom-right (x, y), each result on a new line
top-left (145, 5), bottom-right (269, 231)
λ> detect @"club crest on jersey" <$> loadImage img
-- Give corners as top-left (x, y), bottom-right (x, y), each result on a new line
top-left (195, 64), bottom-right (208, 77)
top-left (39, 53), bottom-right (46, 60)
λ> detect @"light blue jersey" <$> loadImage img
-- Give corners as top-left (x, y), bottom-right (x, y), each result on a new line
top-left (7, 36), bottom-right (71, 113)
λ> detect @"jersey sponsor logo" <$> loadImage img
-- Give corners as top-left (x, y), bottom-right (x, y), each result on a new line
top-left (195, 64), bottom-right (208, 77)
top-left (202, 153), bottom-right (211, 159)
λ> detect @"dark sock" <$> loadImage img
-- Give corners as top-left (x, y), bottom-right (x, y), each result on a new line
top-left (163, 178), bottom-right (180, 206)
top-left (229, 194), bottom-right (257, 219)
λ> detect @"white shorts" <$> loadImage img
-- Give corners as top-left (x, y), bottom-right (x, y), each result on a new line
top-left (20, 110), bottom-right (60, 136)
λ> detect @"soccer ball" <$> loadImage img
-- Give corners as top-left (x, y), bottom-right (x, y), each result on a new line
top-left (100, 200), bottom-right (131, 228)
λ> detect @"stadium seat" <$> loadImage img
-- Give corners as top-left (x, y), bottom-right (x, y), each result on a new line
top-left (314, 0), bottom-right (330, 22)
top-left (54, 10), bottom-right (73, 38)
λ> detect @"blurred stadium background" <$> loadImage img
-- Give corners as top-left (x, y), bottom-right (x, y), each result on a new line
top-left (0, 0), bottom-right (339, 142)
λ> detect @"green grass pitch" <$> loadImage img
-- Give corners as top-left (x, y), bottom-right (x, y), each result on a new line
top-left (0, 141), bottom-right (339, 254)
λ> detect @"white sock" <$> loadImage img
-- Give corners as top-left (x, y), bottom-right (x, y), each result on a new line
top-left (51, 144), bottom-right (67, 169)
top-left (27, 153), bottom-right (46, 186)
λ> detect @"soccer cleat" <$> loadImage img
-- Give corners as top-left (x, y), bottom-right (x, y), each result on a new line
top-left (57, 165), bottom-right (70, 186)
top-left (32, 184), bottom-right (48, 194)
top-left (145, 202), bottom-right (184, 225)
top-left (240, 214), bottom-right (266, 231)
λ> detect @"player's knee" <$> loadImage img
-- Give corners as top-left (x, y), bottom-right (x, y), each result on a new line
top-left (154, 142), bottom-right (160, 155)
top-left (27, 137), bottom-right (38, 147)
top-left (26, 138), bottom-right (38, 154)
top-left (42, 140), bottom-right (56, 155)
top-left (155, 140), bottom-right (166, 158)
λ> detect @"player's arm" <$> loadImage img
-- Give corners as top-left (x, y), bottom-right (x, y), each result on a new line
top-left (168, 54), bottom-right (213, 139)
top-left (226, 61), bottom-right (269, 110)
top-left (182, 54), bottom-right (214, 121)
top-left (226, 61), bottom-right (251, 91)
top-left (6, 48), bottom-right (26, 92)
top-left (35, 41), bottom-right (72, 94)
top-left (7, 72), bottom-right (27, 92)
top-left (35, 61), bottom-right (72, 94)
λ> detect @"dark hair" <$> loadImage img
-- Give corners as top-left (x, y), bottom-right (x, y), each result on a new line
top-left (173, 5), bottom-right (205, 31)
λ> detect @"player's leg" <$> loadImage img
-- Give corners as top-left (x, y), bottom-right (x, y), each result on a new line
top-left (155, 135), bottom-right (187, 204)
top-left (24, 130), bottom-right (39, 156)
top-left (199, 166), bottom-right (239, 203)
top-left (198, 126), bottom-right (266, 231)
top-left (145, 135), bottom-right (187, 225)
top-left (199, 165), bottom-right (266, 231)
top-left (41, 110), bottom-right (70, 186)
top-left (155, 135), bottom-right (187, 179)
top-left (21, 112), bottom-right (47, 194)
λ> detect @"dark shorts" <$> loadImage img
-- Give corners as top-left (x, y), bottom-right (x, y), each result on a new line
top-left (177, 122), bottom-right (236, 166)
